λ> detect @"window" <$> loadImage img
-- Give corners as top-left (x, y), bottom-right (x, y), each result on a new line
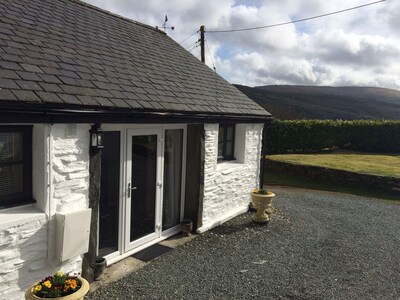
top-left (0, 126), bottom-right (33, 209)
top-left (218, 124), bottom-right (235, 161)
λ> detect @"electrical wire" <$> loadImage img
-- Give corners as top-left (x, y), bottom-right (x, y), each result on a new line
top-left (185, 40), bottom-right (199, 51)
top-left (206, 0), bottom-right (385, 33)
top-left (205, 34), bottom-right (216, 72)
top-left (188, 44), bottom-right (200, 53)
top-left (179, 30), bottom-right (199, 44)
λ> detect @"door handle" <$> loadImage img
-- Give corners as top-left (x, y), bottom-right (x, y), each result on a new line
top-left (127, 183), bottom-right (138, 197)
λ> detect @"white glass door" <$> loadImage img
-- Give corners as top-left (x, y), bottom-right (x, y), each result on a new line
top-left (125, 129), bottom-right (162, 251)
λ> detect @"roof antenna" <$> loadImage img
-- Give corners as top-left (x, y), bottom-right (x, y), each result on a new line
top-left (157, 14), bottom-right (175, 32)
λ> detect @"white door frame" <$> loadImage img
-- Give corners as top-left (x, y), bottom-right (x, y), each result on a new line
top-left (125, 128), bottom-right (163, 252)
top-left (100, 124), bottom-right (187, 265)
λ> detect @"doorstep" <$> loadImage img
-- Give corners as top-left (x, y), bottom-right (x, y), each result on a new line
top-left (89, 233), bottom-right (197, 294)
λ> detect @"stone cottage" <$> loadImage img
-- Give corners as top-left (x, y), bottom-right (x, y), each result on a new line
top-left (0, 0), bottom-right (272, 298)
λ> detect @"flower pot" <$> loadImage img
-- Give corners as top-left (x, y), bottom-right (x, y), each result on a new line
top-left (25, 277), bottom-right (89, 300)
top-left (180, 220), bottom-right (193, 236)
top-left (94, 257), bottom-right (106, 280)
top-left (250, 192), bottom-right (275, 223)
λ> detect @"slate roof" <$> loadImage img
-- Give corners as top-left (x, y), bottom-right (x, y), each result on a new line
top-left (0, 0), bottom-right (271, 118)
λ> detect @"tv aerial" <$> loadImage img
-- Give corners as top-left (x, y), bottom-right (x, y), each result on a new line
top-left (157, 15), bottom-right (175, 32)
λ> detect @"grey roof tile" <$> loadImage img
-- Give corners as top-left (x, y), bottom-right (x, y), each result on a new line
top-left (0, 88), bottom-right (17, 101)
top-left (0, 69), bottom-right (20, 79)
top-left (0, 0), bottom-right (270, 118)
top-left (0, 78), bottom-right (19, 89)
top-left (94, 89), bottom-right (113, 98)
top-left (59, 69), bottom-right (79, 78)
top-left (58, 76), bottom-right (79, 86)
top-left (0, 53), bottom-right (23, 63)
top-left (38, 74), bottom-right (62, 84)
top-left (76, 95), bottom-right (98, 105)
top-left (40, 66), bottom-right (62, 76)
top-left (138, 100), bottom-right (154, 109)
top-left (39, 82), bottom-right (63, 93)
top-left (93, 81), bottom-right (109, 90)
top-left (0, 60), bottom-right (22, 70)
top-left (15, 80), bottom-right (42, 91)
top-left (11, 89), bottom-right (40, 102)
top-left (109, 90), bottom-right (125, 99)
top-left (36, 91), bottom-right (63, 103)
top-left (109, 98), bottom-right (130, 108)
top-left (94, 97), bottom-right (114, 107)
top-left (59, 94), bottom-right (81, 105)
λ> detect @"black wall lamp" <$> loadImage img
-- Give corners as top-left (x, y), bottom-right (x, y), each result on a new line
top-left (90, 124), bottom-right (104, 149)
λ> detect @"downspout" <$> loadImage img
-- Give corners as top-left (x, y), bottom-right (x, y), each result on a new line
top-left (47, 124), bottom-right (53, 218)
top-left (46, 123), bottom-right (60, 267)
top-left (259, 122), bottom-right (268, 190)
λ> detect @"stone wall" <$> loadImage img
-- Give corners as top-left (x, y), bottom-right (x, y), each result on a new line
top-left (199, 123), bottom-right (263, 232)
top-left (0, 124), bottom-right (90, 300)
top-left (267, 159), bottom-right (400, 193)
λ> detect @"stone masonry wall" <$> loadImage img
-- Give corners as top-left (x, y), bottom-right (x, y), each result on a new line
top-left (267, 159), bottom-right (400, 194)
top-left (199, 123), bottom-right (263, 232)
top-left (0, 124), bottom-right (90, 300)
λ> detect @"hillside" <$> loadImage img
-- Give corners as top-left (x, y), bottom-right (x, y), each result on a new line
top-left (234, 85), bottom-right (400, 120)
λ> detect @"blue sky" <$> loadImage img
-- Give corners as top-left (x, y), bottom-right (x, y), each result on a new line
top-left (83, 0), bottom-right (400, 90)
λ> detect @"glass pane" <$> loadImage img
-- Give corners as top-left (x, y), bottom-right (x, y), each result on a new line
top-left (0, 164), bottom-right (23, 196)
top-left (218, 126), bottom-right (224, 143)
top-left (162, 129), bottom-right (183, 230)
top-left (226, 141), bottom-right (233, 158)
top-left (227, 126), bottom-right (234, 141)
top-left (0, 132), bottom-right (23, 162)
top-left (0, 131), bottom-right (24, 197)
top-left (99, 132), bottom-right (120, 257)
top-left (130, 135), bottom-right (157, 241)
top-left (218, 142), bottom-right (224, 157)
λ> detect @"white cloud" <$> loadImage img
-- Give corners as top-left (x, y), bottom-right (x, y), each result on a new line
top-left (83, 0), bottom-right (400, 91)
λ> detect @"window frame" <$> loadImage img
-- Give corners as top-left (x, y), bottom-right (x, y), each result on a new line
top-left (217, 124), bottom-right (236, 161)
top-left (0, 125), bottom-right (34, 209)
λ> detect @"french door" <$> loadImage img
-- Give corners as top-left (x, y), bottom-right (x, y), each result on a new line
top-left (125, 129), bottom-right (163, 251)
top-left (99, 126), bottom-right (185, 262)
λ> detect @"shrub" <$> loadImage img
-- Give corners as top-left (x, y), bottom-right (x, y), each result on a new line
top-left (265, 119), bottom-right (400, 154)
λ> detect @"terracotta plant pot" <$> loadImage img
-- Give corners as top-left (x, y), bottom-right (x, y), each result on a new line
top-left (250, 192), bottom-right (275, 223)
top-left (25, 277), bottom-right (89, 300)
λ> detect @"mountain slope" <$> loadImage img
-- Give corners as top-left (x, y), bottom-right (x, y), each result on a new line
top-left (234, 85), bottom-right (400, 120)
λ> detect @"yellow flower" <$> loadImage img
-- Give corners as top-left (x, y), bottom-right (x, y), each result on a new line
top-left (34, 284), bottom-right (42, 292)
top-left (43, 280), bottom-right (52, 288)
top-left (55, 271), bottom-right (64, 277)
top-left (66, 279), bottom-right (77, 289)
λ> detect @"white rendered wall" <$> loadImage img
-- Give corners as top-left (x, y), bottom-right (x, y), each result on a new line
top-left (198, 123), bottom-right (263, 233)
top-left (0, 124), bottom-right (90, 300)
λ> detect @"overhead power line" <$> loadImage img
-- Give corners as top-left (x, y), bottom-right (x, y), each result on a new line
top-left (205, 35), bottom-right (216, 72)
top-left (206, 0), bottom-right (386, 33)
top-left (179, 31), bottom-right (199, 45)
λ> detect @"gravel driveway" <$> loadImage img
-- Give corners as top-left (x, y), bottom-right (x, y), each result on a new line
top-left (87, 186), bottom-right (400, 300)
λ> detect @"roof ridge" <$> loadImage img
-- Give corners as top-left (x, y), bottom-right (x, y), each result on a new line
top-left (67, 0), bottom-right (167, 35)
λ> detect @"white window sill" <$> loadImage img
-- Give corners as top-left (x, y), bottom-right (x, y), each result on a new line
top-left (0, 204), bottom-right (46, 230)
top-left (216, 160), bottom-right (244, 172)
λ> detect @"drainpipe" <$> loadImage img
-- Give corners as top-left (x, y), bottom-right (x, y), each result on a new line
top-left (46, 123), bottom-right (61, 267)
top-left (259, 122), bottom-right (268, 190)
top-left (82, 124), bottom-right (103, 282)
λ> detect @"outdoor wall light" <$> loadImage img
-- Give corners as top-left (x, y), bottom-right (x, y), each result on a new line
top-left (90, 123), bottom-right (104, 149)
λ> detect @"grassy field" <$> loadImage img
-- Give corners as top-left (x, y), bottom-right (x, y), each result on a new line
top-left (268, 152), bottom-right (400, 178)
top-left (265, 151), bottom-right (400, 201)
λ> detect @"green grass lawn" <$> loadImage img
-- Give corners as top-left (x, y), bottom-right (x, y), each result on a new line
top-left (268, 152), bottom-right (400, 178)
top-left (265, 151), bottom-right (400, 202)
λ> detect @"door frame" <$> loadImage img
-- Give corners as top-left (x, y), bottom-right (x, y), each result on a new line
top-left (100, 124), bottom-right (187, 265)
top-left (125, 128), bottom-right (163, 252)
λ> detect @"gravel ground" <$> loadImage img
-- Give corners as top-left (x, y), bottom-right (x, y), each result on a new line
top-left (87, 186), bottom-right (400, 300)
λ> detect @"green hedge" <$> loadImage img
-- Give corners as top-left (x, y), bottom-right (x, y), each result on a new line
top-left (265, 119), bottom-right (400, 154)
